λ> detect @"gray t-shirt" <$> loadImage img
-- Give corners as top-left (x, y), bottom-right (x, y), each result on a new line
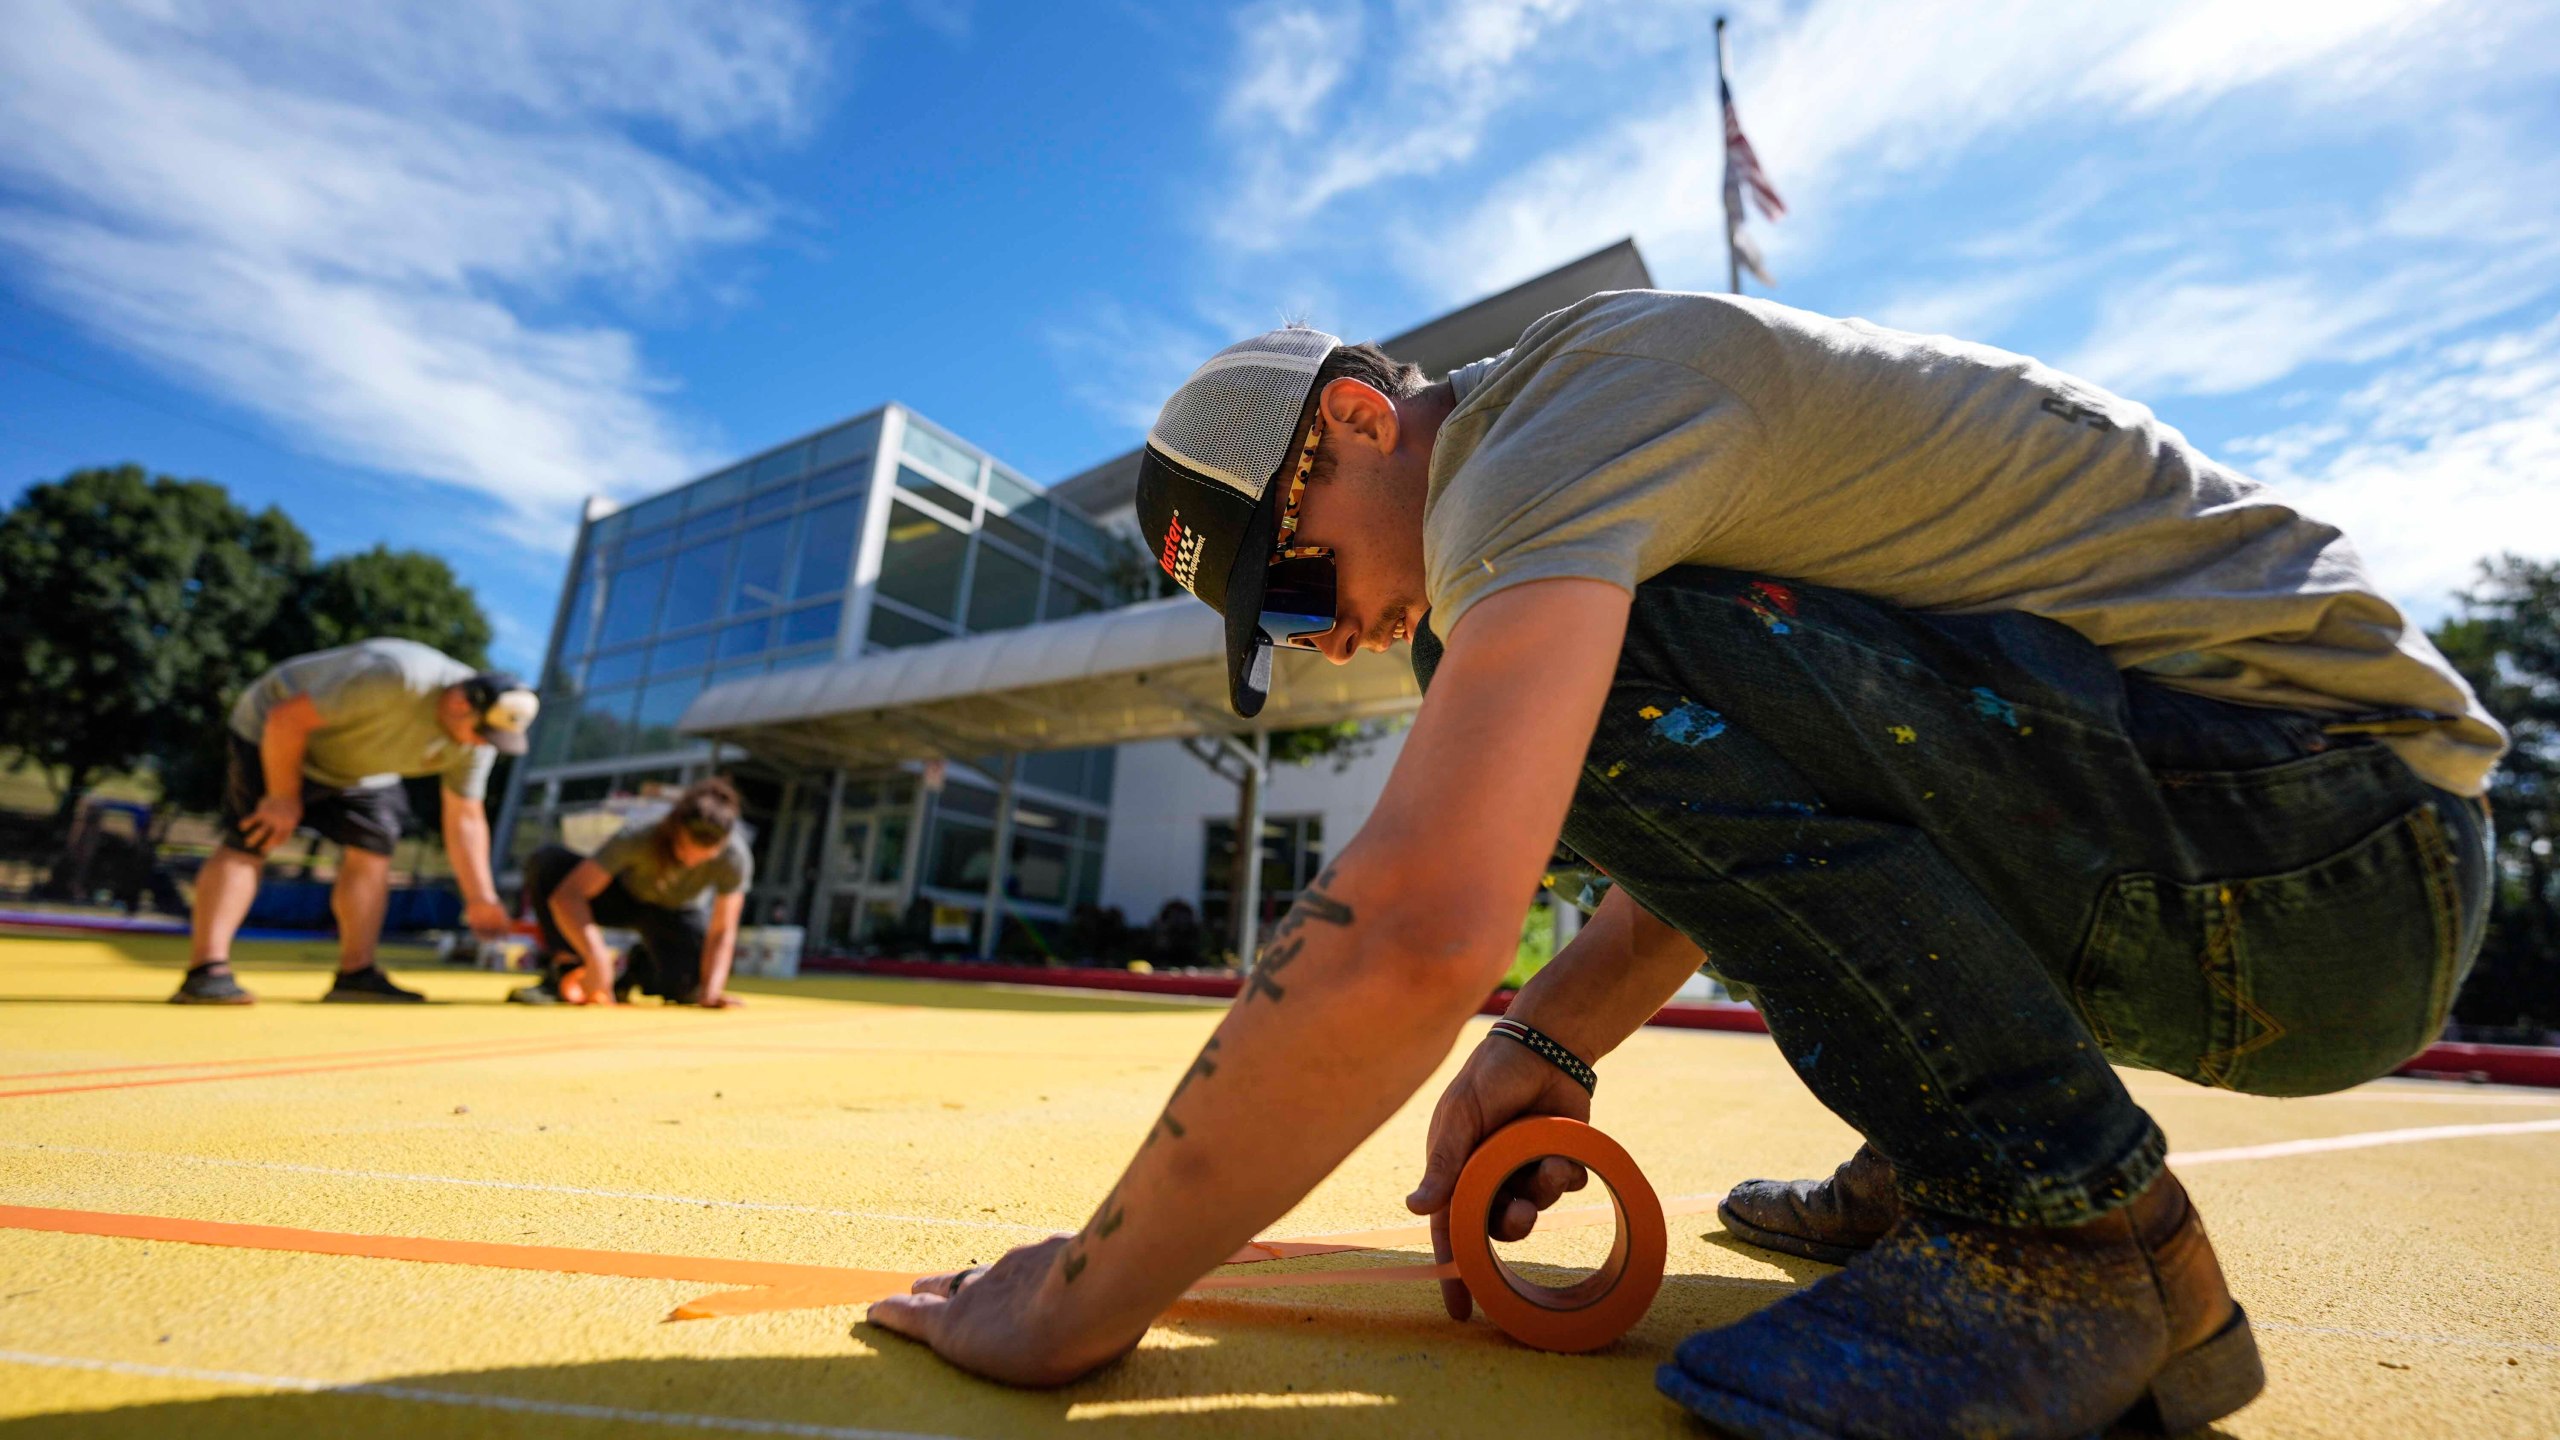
top-left (1429, 291), bottom-right (2508, 797)
top-left (589, 821), bottom-right (754, 911)
top-left (229, 638), bottom-right (496, 798)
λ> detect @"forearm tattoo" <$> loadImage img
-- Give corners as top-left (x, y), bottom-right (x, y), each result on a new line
top-left (1059, 1037), bottom-right (1220, 1285)
top-left (1054, 866), bottom-right (1361, 1287)
top-left (1243, 864), bottom-right (1354, 1006)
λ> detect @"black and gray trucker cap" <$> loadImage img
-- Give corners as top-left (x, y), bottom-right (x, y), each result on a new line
top-left (1131, 324), bottom-right (1340, 718)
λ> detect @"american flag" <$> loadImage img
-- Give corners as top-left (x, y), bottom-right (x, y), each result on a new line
top-left (1722, 76), bottom-right (1785, 286)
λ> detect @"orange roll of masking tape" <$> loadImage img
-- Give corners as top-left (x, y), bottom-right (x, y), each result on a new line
top-left (1447, 1115), bottom-right (1667, 1353)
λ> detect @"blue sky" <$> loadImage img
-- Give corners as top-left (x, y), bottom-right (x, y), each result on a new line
top-left (4, 0), bottom-right (2556, 676)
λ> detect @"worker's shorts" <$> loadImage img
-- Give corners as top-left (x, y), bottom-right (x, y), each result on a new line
top-left (217, 734), bottom-right (406, 858)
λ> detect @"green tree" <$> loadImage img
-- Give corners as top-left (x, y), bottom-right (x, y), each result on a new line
top-left (268, 545), bottom-right (492, 667)
top-left (0, 466), bottom-right (308, 828)
top-left (2430, 554), bottom-right (2560, 1033)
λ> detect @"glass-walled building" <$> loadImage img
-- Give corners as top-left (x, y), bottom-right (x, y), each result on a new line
top-left (497, 403), bottom-right (1134, 950)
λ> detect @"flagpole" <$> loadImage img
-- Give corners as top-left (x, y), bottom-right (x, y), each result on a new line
top-left (1717, 16), bottom-right (1738, 294)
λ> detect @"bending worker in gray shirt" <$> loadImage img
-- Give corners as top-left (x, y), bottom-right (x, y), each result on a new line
top-left (868, 293), bottom-right (2505, 1438)
top-left (178, 637), bottom-right (538, 1005)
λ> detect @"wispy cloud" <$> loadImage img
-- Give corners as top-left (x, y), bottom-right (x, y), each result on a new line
top-left (2223, 309), bottom-right (2560, 620)
top-left (1210, 0), bottom-right (1597, 252)
top-left (1420, 0), bottom-right (2508, 301)
top-left (1223, 2), bottom-right (1365, 139)
top-left (1041, 299), bottom-right (1228, 435)
top-left (0, 0), bottom-right (827, 538)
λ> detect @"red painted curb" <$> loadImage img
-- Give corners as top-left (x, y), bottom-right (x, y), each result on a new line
top-left (2396, 1041), bottom-right (2560, 1089)
top-left (810, 954), bottom-right (2560, 1089)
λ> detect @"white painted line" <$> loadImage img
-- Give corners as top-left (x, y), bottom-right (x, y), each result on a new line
top-left (0, 1141), bottom-right (1056, 1235)
top-left (2169, 1118), bottom-right (2560, 1166)
top-left (0, 1349), bottom-right (964, 1439)
top-left (1067, 1392), bottom-right (1395, 1419)
top-left (2127, 1082), bottom-right (2560, 1109)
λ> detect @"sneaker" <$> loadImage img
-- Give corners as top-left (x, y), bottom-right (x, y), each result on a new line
top-left (322, 965), bottom-right (427, 1004)
top-left (171, 965), bottom-right (255, 1005)
top-left (507, 980), bottom-right (565, 1005)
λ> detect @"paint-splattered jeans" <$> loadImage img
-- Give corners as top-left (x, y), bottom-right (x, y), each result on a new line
top-left (1418, 567), bottom-right (2491, 1227)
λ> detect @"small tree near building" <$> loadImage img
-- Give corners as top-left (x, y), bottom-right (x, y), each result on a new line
top-left (2430, 553), bottom-right (2560, 1035)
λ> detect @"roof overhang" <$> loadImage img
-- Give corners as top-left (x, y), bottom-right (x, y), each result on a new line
top-left (678, 597), bottom-right (1421, 767)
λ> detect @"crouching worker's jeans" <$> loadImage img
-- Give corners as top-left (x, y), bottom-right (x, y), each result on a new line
top-left (1413, 567), bottom-right (2491, 1227)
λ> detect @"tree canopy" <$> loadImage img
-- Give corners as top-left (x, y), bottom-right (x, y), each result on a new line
top-left (0, 466), bottom-right (307, 822)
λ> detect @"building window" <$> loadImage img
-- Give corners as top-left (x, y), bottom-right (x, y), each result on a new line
top-left (730, 518), bottom-right (792, 614)
top-left (679, 504), bottom-right (737, 541)
top-left (871, 814), bottom-right (909, 883)
top-left (867, 603), bottom-right (953, 651)
top-left (557, 553), bottom-right (604, 661)
top-left (649, 632), bottom-right (712, 675)
top-left (598, 559), bottom-right (667, 647)
top-left (1043, 577), bottom-right (1101, 622)
top-left (779, 601), bottom-right (838, 647)
top-left (804, 463), bottom-right (864, 500)
top-left (661, 537), bottom-right (730, 632)
top-left (1201, 814), bottom-right (1324, 941)
top-left (792, 497), bottom-right (862, 599)
top-left (1009, 833), bottom-right (1071, 904)
top-left (966, 541), bottom-right (1041, 633)
top-left (716, 616), bottom-right (770, 660)
top-left (750, 442), bottom-right (808, 486)
top-left (569, 686), bottom-right (639, 761)
top-left (875, 501), bottom-right (967, 620)
top-left (587, 645), bottom-right (646, 689)
top-left (812, 417), bottom-right (878, 469)
top-left (623, 489), bottom-right (685, 535)
top-left (927, 820), bottom-right (994, 891)
top-left (901, 420), bottom-right (982, 493)
top-left (634, 673), bottom-right (703, 752)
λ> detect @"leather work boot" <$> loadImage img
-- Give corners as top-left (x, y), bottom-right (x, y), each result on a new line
top-left (1660, 1169), bottom-right (2263, 1439)
top-left (1719, 1143), bottom-right (1902, 1265)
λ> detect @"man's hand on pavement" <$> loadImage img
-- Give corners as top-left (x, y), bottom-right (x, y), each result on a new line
top-left (866, 1235), bottom-right (1138, 1387)
top-left (239, 794), bottom-right (303, 851)
top-left (1405, 1033), bottom-right (1594, 1320)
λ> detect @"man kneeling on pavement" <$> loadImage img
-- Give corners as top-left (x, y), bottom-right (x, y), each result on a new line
top-left (177, 637), bottom-right (533, 1004)
top-left (864, 291), bottom-right (2504, 1438)
top-left (514, 776), bottom-right (753, 1009)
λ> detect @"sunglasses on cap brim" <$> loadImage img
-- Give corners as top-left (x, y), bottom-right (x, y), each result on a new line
top-left (1257, 550), bottom-right (1336, 651)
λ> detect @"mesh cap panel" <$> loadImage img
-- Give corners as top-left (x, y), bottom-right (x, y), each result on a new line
top-left (1147, 326), bottom-right (1338, 500)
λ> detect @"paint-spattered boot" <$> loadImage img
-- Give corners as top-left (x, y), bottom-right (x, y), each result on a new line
top-left (1719, 1142), bottom-right (1901, 1265)
top-left (1660, 1168), bottom-right (2262, 1439)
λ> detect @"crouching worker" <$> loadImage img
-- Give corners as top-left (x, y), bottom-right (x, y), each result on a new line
top-left (865, 297), bottom-right (2504, 1436)
top-left (513, 778), bottom-right (752, 1008)
top-left (177, 638), bottom-right (533, 1004)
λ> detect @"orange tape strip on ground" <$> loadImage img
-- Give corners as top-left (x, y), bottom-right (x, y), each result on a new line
top-left (2, 1119), bottom-right (1712, 1349)
top-left (0, 1013), bottom-right (859, 1100)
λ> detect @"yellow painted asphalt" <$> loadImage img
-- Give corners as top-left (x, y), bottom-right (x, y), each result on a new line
top-left (1, 933), bottom-right (2555, 1437)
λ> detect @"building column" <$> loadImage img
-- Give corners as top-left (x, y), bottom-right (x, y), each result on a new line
top-left (976, 752), bottom-right (1021, 960)
top-left (1234, 728), bottom-right (1270, 967)
top-left (808, 770), bottom-right (847, 948)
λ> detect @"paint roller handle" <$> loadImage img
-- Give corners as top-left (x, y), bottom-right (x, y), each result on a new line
top-left (1406, 1032), bottom-right (1594, 1321)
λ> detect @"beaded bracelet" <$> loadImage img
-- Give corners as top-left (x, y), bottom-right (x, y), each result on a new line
top-left (1490, 1017), bottom-right (1596, 1095)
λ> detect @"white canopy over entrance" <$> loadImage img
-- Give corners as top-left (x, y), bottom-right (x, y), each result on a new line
top-left (677, 596), bottom-right (1419, 766)
top-left (678, 597), bottom-right (1422, 962)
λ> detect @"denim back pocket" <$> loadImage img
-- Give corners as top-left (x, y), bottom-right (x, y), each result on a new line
top-left (2070, 804), bottom-right (2464, 1097)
